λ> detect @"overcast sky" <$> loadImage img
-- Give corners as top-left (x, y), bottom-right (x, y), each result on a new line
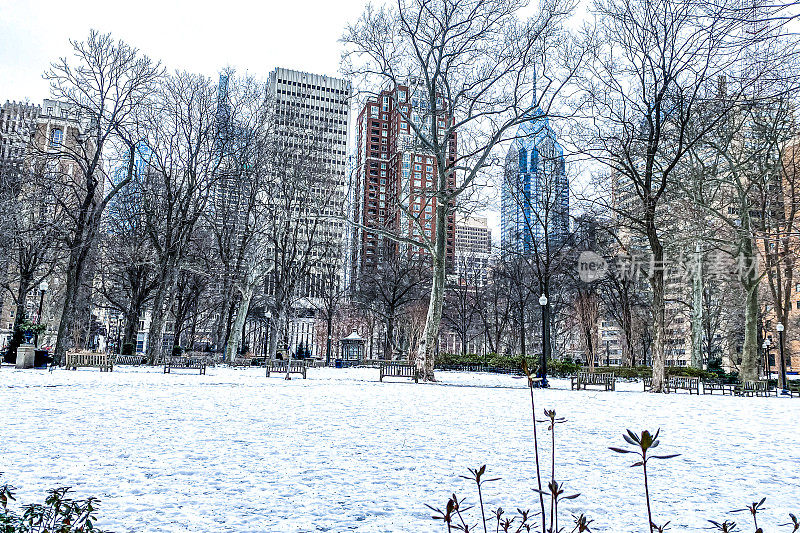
top-left (0, 0), bottom-right (513, 233)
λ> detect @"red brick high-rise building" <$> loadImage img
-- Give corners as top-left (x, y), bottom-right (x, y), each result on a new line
top-left (352, 78), bottom-right (456, 277)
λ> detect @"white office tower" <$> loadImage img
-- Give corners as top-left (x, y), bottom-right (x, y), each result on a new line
top-left (265, 67), bottom-right (352, 357)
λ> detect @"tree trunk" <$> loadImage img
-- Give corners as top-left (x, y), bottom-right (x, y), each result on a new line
top-left (268, 300), bottom-right (288, 361)
top-left (145, 261), bottom-right (178, 365)
top-left (7, 273), bottom-right (32, 359)
top-left (220, 298), bottom-right (237, 357)
top-left (417, 266), bottom-right (445, 379)
top-left (385, 312), bottom-right (395, 360)
top-left (325, 316), bottom-right (333, 365)
top-left (54, 258), bottom-right (80, 365)
top-left (225, 287), bottom-right (254, 363)
top-left (650, 277), bottom-right (666, 392)
top-left (122, 300), bottom-right (140, 351)
top-left (740, 281), bottom-right (760, 382)
top-left (416, 204), bottom-right (448, 382)
top-left (646, 206), bottom-right (667, 392)
top-left (690, 245), bottom-right (704, 369)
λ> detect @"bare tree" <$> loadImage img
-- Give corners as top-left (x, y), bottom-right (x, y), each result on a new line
top-left (44, 30), bottom-right (162, 363)
top-left (205, 74), bottom-right (276, 364)
top-left (262, 109), bottom-right (346, 368)
top-left (343, 0), bottom-right (583, 380)
top-left (574, 0), bottom-right (796, 390)
top-left (95, 159), bottom-right (158, 354)
top-left (311, 243), bottom-right (350, 366)
top-left (355, 252), bottom-right (428, 360)
top-left (759, 134), bottom-right (800, 386)
top-left (442, 256), bottom-right (485, 357)
top-left (0, 157), bottom-right (66, 356)
top-left (680, 80), bottom-right (799, 381)
top-left (141, 72), bottom-right (220, 365)
top-left (474, 271), bottom-right (514, 355)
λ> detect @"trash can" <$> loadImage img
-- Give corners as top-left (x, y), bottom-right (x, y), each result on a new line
top-left (34, 349), bottom-right (52, 368)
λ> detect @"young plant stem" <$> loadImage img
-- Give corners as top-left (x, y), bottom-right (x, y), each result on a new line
top-left (550, 427), bottom-right (556, 531)
top-left (643, 458), bottom-right (653, 533)
top-left (478, 481), bottom-right (488, 533)
top-left (554, 494), bottom-right (559, 533)
top-left (529, 386), bottom-right (547, 533)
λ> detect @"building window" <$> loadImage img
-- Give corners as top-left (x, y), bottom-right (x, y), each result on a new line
top-left (50, 128), bottom-right (63, 147)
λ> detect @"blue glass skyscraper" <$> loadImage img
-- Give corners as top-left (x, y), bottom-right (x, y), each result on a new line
top-left (501, 102), bottom-right (569, 256)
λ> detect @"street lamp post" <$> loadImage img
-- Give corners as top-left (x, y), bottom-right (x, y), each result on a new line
top-left (777, 322), bottom-right (787, 392)
top-left (762, 338), bottom-right (772, 383)
top-left (539, 293), bottom-right (549, 388)
top-left (34, 280), bottom-right (48, 347)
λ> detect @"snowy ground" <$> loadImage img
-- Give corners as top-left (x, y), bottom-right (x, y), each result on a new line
top-left (0, 366), bottom-right (797, 533)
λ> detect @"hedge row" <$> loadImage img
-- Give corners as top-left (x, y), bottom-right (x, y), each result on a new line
top-left (435, 353), bottom-right (738, 381)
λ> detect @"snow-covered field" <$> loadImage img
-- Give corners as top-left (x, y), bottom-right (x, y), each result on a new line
top-left (0, 366), bottom-right (797, 532)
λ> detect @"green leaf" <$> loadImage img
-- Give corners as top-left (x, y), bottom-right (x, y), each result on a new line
top-left (609, 447), bottom-right (634, 454)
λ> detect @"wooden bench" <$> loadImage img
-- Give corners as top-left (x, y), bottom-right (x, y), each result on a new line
top-left (702, 378), bottom-right (734, 395)
top-left (163, 356), bottom-right (206, 375)
top-left (230, 356), bottom-right (254, 367)
top-left (65, 351), bottom-right (113, 372)
top-left (787, 381), bottom-right (800, 397)
top-left (571, 372), bottom-right (615, 391)
top-left (643, 376), bottom-right (699, 393)
top-left (734, 380), bottom-right (775, 397)
top-left (114, 354), bottom-right (145, 366)
top-left (266, 360), bottom-right (307, 378)
top-left (380, 362), bottom-right (418, 383)
top-left (667, 376), bottom-right (701, 394)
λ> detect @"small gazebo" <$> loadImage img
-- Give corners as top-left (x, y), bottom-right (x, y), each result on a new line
top-left (340, 331), bottom-right (365, 367)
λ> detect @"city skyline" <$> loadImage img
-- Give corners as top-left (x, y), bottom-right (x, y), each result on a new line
top-left (0, 0), bottom-right (505, 238)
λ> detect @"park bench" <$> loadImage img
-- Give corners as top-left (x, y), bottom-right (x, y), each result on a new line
top-left (65, 351), bottom-right (113, 372)
top-left (379, 362), bottom-right (418, 383)
top-left (667, 376), bottom-right (701, 394)
top-left (266, 359), bottom-right (307, 378)
top-left (786, 381), bottom-right (800, 397)
top-left (114, 354), bottom-right (145, 366)
top-left (163, 356), bottom-right (206, 375)
top-left (702, 378), bottom-right (735, 395)
top-left (571, 371), bottom-right (615, 391)
top-left (230, 355), bottom-right (254, 367)
top-left (733, 380), bottom-right (775, 397)
top-left (643, 376), bottom-right (698, 393)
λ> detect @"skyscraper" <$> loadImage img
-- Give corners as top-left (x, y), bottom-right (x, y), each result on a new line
top-left (353, 77), bottom-right (456, 276)
top-left (454, 215), bottom-right (492, 286)
top-left (501, 103), bottom-right (569, 256)
top-left (265, 67), bottom-right (351, 356)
